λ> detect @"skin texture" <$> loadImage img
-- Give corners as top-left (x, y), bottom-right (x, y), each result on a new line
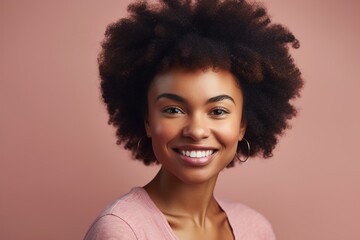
top-left (144, 68), bottom-right (246, 239)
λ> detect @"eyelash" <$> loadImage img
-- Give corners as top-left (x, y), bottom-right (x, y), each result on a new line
top-left (161, 106), bottom-right (230, 117)
top-left (162, 106), bottom-right (184, 114)
top-left (210, 107), bottom-right (230, 116)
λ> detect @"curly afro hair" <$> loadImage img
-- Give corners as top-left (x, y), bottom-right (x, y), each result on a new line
top-left (98, 0), bottom-right (303, 166)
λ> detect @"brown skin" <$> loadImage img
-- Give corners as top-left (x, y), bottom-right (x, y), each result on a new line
top-left (143, 68), bottom-right (246, 239)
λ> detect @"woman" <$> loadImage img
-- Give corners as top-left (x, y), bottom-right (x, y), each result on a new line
top-left (85, 0), bottom-right (303, 239)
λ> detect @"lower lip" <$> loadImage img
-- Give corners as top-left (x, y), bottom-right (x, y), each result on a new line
top-left (176, 151), bottom-right (215, 167)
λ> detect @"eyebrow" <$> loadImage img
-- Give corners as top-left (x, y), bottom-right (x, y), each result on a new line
top-left (206, 95), bottom-right (235, 105)
top-left (155, 93), bottom-right (235, 105)
top-left (155, 93), bottom-right (186, 103)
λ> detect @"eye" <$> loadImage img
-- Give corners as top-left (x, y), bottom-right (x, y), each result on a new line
top-left (210, 107), bottom-right (230, 117)
top-left (162, 106), bottom-right (184, 115)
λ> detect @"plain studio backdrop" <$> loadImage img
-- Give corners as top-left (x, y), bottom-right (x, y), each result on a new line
top-left (1, 0), bottom-right (359, 239)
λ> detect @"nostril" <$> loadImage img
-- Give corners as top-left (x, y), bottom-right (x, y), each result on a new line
top-left (182, 125), bottom-right (210, 140)
top-left (181, 115), bottom-right (210, 140)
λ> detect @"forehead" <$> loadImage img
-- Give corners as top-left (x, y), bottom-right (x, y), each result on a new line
top-left (148, 68), bottom-right (242, 99)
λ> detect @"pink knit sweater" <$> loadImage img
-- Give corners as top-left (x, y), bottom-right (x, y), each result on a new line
top-left (84, 187), bottom-right (275, 239)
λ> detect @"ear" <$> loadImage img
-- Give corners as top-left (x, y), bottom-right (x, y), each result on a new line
top-left (144, 114), bottom-right (151, 138)
top-left (238, 117), bottom-right (247, 141)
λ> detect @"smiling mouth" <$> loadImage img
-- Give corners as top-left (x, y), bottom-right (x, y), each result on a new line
top-left (175, 149), bottom-right (217, 158)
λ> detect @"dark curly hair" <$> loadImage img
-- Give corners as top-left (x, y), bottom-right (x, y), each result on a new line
top-left (98, 0), bottom-right (303, 166)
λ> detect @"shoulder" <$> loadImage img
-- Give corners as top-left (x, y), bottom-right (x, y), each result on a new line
top-left (84, 188), bottom-right (146, 240)
top-left (84, 214), bottom-right (137, 240)
top-left (101, 187), bottom-right (154, 219)
top-left (218, 199), bottom-right (276, 240)
top-left (84, 187), bottom-right (175, 240)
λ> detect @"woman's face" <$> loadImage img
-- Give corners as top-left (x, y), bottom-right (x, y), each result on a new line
top-left (145, 68), bottom-right (246, 184)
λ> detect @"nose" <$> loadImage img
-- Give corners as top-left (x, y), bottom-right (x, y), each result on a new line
top-left (182, 113), bottom-right (210, 141)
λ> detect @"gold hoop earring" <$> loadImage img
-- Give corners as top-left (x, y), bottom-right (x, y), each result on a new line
top-left (235, 138), bottom-right (250, 163)
top-left (137, 137), bottom-right (144, 151)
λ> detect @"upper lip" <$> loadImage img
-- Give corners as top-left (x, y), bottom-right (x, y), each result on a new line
top-left (173, 145), bottom-right (217, 151)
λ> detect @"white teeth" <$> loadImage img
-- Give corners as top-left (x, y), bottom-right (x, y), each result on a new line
top-left (180, 150), bottom-right (214, 158)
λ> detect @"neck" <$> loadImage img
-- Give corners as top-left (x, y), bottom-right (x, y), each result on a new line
top-left (144, 167), bottom-right (220, 226)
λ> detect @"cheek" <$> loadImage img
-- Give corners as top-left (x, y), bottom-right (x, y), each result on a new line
top-left (148, 119), bottom-right (181, 164)
top-left (149, 118), bottom-right (180, 145)
top-left (213, 119), bottom-right (242, 147)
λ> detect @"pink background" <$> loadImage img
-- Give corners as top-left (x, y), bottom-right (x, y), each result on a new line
top-left (1, 0), bottom-right (359, 239)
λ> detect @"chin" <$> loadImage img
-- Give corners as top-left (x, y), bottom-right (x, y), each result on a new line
top-left (170, 167), bottom-right (221, 185)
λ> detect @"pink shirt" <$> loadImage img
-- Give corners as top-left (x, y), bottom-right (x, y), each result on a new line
top-left (84, 187), bottom-right (276, 239)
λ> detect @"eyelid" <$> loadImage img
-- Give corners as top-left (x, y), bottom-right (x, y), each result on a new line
top-left (212, 106), bottom-right (230, 112)
top-left (161, 105), bottom-right (185, 114)
top-left (210, 107), bottom-right (230, 116)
